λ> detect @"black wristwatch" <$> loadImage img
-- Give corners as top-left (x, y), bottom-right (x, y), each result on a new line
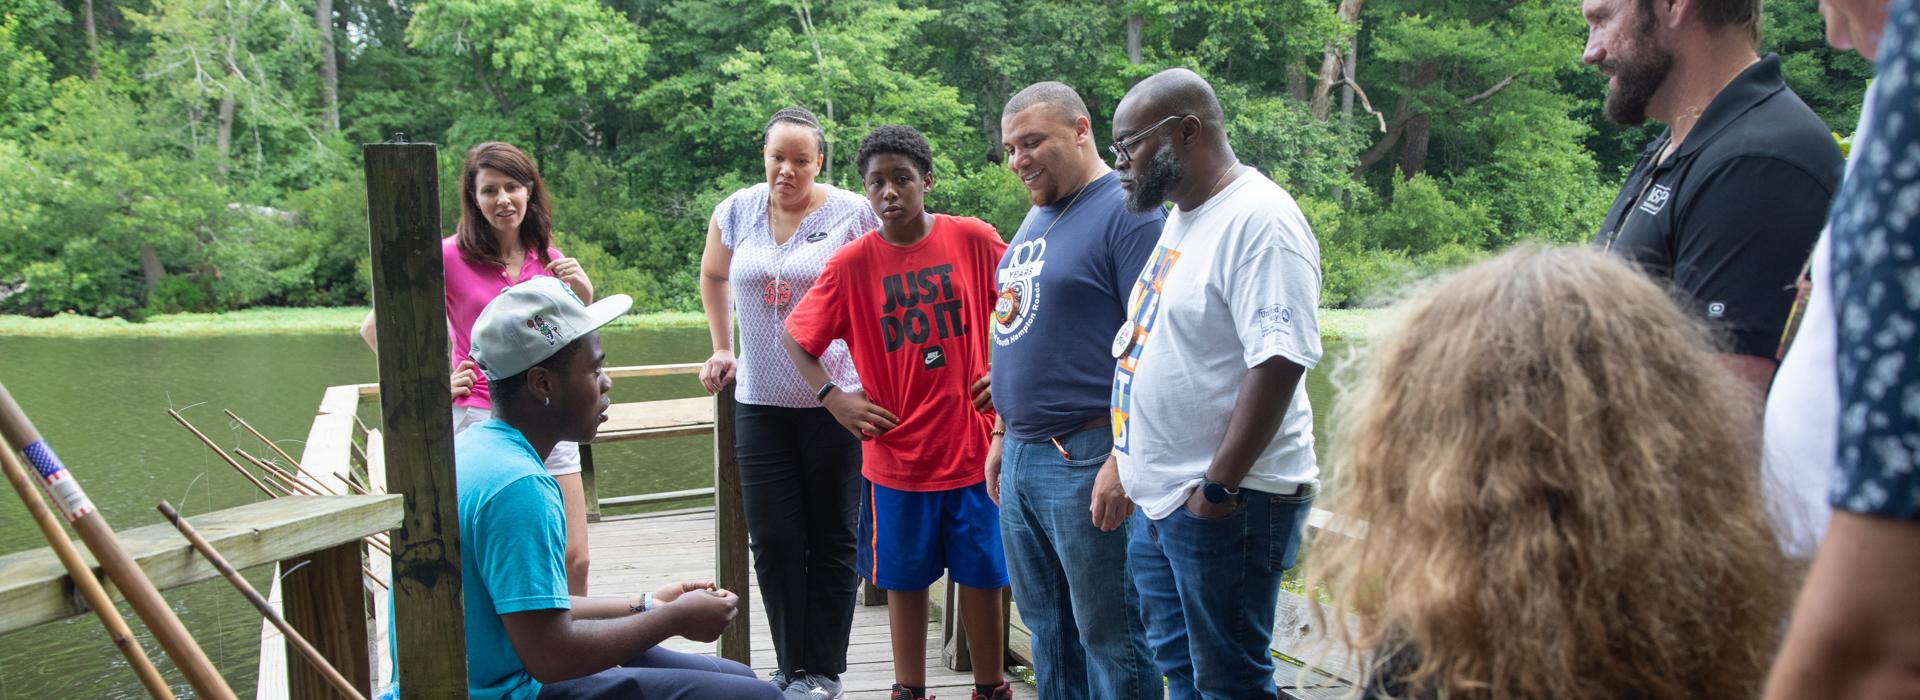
top-left (815, 381), bottom-right (838, 403)
top-left (1201, 480), bottom-right (1240, 505)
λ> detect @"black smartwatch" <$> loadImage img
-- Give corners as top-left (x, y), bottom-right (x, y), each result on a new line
top-left (815, 381), bottom-right (838, 403)
top-left (1201, 480), bottom-right (1240, 505)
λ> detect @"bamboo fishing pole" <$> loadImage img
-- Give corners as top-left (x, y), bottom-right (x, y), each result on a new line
top-left (168, 410), bottom-right (281, 497)
top-left (222, 410), bottom-right (317, 481)
top-left (158, 501), bottom-right (369, 700)
top-left (236, 448), bottom-right (325, 497)
top-left (223, 446), bottom-right (390, 586)
top-left (232, 450), bottom-right (392, 555)
top-left (0, 382), bottom-right (237, 700)
top-left (0, 433), bottom-right (176, 699)
top-left (165, 412), bottom-right (391, 587)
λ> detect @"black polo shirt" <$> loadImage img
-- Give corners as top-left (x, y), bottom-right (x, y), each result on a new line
top-left (1595, 54), bottom-right (1843, 358)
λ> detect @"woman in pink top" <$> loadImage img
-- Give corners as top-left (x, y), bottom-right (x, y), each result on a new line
top-left (359, 142), bottom-right (598, 595)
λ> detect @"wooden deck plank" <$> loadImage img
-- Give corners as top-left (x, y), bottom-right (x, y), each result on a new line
top-left (594, 397), bottom-right (713, 443)
top-left (586, 511), bottom-right (1029, 698)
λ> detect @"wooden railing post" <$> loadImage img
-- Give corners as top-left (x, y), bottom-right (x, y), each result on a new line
top-left (365, 141), bottom-right (467, 697)
top-left (713, 385), bottom-right (750, 664)
top-left (281, 540), bottom-right (373, 698)
top-left (579, 444), bottom-right (601, 523)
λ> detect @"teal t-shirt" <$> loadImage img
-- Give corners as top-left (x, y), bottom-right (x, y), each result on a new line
top-left (385, 419), bottom-right (570, 700)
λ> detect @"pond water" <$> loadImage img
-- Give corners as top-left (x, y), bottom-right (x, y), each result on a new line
top-left (0, 328), bottom-right (1342, 698)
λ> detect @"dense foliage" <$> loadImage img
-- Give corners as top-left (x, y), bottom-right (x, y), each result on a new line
top-left (0, 0), bottom-right (1870, 317)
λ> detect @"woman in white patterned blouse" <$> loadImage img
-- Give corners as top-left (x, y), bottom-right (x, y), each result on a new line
top-left (696, 107), bottom-right (879, 700)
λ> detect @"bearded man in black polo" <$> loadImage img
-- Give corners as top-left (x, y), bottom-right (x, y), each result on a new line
top-left (1582, 0), bottom-right (1842, 392)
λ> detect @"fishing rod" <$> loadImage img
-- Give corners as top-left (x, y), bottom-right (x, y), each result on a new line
top-left (0, 432), bottom-right (175, 698)
top-left (0, 381), bottom-right (237, 700)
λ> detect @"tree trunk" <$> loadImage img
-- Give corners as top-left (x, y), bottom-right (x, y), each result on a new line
top-left (1287, 64), bottom-right (1309, 102)
top-left (1341, 33), bottom-right (1358, 116)
top-left (139, 244), bottom-right (164, 303)
top-left (216, 95), bottom-right (235, 182)
top-left (1399, 112), bottom-right (1430, 177)
top-left (84, 0), bottom-right (99, 79)
top-left (1311, 0), bottom-right (1363, 120)
top-left (1126, 14), bottom-right (1142, 64)
top-left (216, 37), bottom-right (237, 183)
top-left (316, 0), bottom-right (339, 133)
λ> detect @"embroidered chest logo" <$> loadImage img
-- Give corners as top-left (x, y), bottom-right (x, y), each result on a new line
top-left (921, 345), bottom-right (947, 369)
top-left (993, 238), bottom-right (1047, 347)
top-left (805, 230), bottom-right (829, 243)
top-left (527, 315), bottom-right (559, 346)
top-left (1638, 184), bottom-right (1672, 216)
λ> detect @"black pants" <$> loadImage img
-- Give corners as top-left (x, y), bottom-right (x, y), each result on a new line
top-left (735, 402), bottom-right (862, 676)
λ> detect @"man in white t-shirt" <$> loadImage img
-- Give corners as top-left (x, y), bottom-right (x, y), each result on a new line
top-left (1104, 68), bottom-right (1322, 700)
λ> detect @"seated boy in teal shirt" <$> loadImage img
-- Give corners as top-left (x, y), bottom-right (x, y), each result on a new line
top-left (390, 277), bottom-right (780, 700)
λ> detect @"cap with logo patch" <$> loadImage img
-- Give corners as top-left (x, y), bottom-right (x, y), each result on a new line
top-left (471, 276), bottom-right (632, 381)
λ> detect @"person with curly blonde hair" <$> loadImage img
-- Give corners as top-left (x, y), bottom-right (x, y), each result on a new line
top-left (1304, 246), bottom-right (1792, 699)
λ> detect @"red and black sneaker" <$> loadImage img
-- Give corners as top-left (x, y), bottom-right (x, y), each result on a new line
top-left (889, 683), bottom-right (932, 700)
top-left (971, 682), bottom-right (1012, 700)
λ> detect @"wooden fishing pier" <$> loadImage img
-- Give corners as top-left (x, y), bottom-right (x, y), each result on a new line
top-left (0, 141), bottom-right (1358, 699)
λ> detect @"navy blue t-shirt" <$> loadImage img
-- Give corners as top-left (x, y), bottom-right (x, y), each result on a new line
top-left (990, 171), bottom-right (1166, 442)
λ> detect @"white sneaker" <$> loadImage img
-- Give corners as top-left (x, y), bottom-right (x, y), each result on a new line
top-left (784, 672), bottom-right (844, 700)
top-left (769, 669), bottom-right (794, 692)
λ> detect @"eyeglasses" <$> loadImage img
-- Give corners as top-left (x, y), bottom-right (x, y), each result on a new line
top-left (1108, 115), bottom-right (1189, 164)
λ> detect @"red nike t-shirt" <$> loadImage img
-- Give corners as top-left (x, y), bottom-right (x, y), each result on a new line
top-left (786, 214), bottom-right (1006, 492)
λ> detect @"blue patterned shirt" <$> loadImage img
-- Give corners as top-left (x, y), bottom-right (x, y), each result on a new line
top-left (1830, 0), bottom-right (1920, 519)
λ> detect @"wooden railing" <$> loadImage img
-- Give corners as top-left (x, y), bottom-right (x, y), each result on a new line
top-left (317, 363), bottom-right (1366, 693)
top-left (0, 495), bottom-right (401, 699)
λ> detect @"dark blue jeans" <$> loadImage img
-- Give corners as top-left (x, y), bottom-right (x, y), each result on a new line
top-left (535, 647), bottom-right (779, 699)
top-left (999, 425), bottom-right (1159, 700)
top-left (1128, 484), bottom-right (1316, 700)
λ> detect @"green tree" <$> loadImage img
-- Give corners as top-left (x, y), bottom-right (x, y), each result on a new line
top-left (0, 12), bottom-right (55, 139)
top-left (407, 0), bottom-right (650, 151)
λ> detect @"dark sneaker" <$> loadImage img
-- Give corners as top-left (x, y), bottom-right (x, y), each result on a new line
top-left (970, 682), bottom-right (1012, 700)
top-left (890, 683), bottom-right (933, 700)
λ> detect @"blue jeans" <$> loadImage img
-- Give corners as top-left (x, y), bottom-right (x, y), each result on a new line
top-left (536, 647), bottom-right (780, 699)
top-left (1129, 483), bottom-right (1316, 700)
top-left (999, 425), bottom-right (1158, 700)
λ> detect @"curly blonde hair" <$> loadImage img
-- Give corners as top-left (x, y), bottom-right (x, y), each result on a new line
top-left (1304, 246), bottom-right (1790, 699)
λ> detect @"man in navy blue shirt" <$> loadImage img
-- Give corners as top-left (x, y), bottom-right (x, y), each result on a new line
top-left (974, 81), bottom-right (1165, 700)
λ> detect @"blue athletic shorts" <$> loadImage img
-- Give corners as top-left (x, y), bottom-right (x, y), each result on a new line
top-left (859, 481), bottom-right (1010, 591)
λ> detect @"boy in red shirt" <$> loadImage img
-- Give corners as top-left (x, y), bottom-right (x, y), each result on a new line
top-left (782, 125), bottom-right (1013, 700)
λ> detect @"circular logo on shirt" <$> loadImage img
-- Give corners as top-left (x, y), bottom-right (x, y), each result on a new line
top-left (762, 279), bottom-right (794, 309)
top-left (994, 238), bottom-right (1047, 346)
top-left (994, 287), bottom-right (1022, 325)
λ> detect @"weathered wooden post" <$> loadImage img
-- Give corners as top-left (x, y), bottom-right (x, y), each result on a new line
top-left (713, 385), bottom-right (750, 664)
top-left (281, 541), bottom-right (373, 698)
top-left (364, 141), bottom-right (467, 697)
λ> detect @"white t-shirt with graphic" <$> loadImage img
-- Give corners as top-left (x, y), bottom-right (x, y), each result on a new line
top-left (1110, 170), bottom-right (1323, 520)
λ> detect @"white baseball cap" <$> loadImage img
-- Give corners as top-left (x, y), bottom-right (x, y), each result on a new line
top-left (470, 276), bottom-right (632, 381)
